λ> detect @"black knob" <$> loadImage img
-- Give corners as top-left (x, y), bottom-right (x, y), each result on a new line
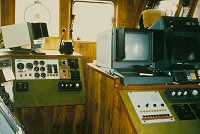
top-left (34, 67), bottom-right (39, 71)
top-left (34, 73), bottom-right (40, 78)
top-left (40, 67), bottom-right (45, 71)
top-left (145, 103), bottom-right (149, 107)
top-left (39, 60), bottom-right (45, 65)
top-left (41, 73), bottom-right (46, 78)
top-left (33, 60), bottom-right (39, 65)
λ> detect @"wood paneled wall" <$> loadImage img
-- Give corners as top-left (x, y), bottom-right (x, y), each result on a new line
top-left (60, 0), bottom-right (72, 39)
top-left (1, 0), bottom-right (15, 25)
top-left (17, 105), bottom-right (85, 134)
top-left (84, 65), bottom-right (136, 134)
top-left (116, 0), bottom-right (149, 28)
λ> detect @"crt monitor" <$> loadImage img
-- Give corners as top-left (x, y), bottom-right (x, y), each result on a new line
top-left (96, 28), bottom-right (164, 69)
top-left (165, 27), bottom-right (200, 65)
top-left (116, 28), bottom-right (164, 63)
top-left (31, 22), bottom-right (49, 40)
top-left (1, 22), bottom-right (34, 49)
top-left (115, 28), bottom-right (153, 62)
top-left (114, 28), bottom-right (164, 69)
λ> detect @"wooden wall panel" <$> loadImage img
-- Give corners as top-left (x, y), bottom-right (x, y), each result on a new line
top-left (17, 105), bottom-right (85, 134)
top-left (116, 0), bottom-right (149, 28)
top-left (41, 37), bottom-right (60, 50)
top-left (60, 0), bottom-right (72, 39)
top-left (1, 0), bottom-right (15, 26)
top-left (73, 41), bottom-right (96, 79)
top-left (84, 65), bottom-right (136, 134)
top-left (0, 0), bottom-right (15, 40)
top-left (187, 0), bottom-right (199, 17)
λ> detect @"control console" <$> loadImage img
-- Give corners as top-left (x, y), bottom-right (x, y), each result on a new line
top-left (165, 88), bottom-right (200, 103)
top-left (171, 69), bottom-right (200, 83)
top-left (11, 53), bottom-right (85, 107)
top-left (165, 88), bottom-right (200, 120)
top-left (15, 59), bottom-right (60, 79)
top-left (128, 91), bottom-right (175, 124)
top-left (14, 58), bottom-right (82, 92)
top-left (125, 88), bottom-right (200, 133)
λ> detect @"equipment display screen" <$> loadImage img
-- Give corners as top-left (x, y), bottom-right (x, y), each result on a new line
top-left (124, 32), bottom-right (151, 61)
top-left (171, 36), bottom-right (200, 63)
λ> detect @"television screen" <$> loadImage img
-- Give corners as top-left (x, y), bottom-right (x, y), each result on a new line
top-left (171, 36), bottom-right (200, 64)
top-left (124, 31), bottom-right (151, 61)
top-left (115, 28), bottom-right (164, 64)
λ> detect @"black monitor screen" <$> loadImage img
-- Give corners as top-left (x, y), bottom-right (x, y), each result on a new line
top-left (31, 23), bottom-right (49, 39)
top-left (124, 31), bottom-right (151, 61)
top-left (171, 36), bottom-right (200, 63)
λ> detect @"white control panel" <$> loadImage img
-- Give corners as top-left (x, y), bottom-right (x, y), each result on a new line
top-left (15, 59), bottom-right (60, 80)
top-left (128, 91), bottom-right (175, 124)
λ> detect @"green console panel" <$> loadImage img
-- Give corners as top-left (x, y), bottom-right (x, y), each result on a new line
top-left (11, 52), bottom-right (85, 107)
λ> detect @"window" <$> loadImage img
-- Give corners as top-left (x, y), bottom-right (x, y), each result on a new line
top-left (72, 0), bottom-right (114, 41)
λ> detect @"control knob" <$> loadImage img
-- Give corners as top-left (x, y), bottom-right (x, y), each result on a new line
top-left (34, 67), bottom-right (39, 71)
top-left (41, 73), bottom-right (46, 78)
top-left (33, 60), bottom-right (39, 65)
top-left (171, 91), bottom-right (176, 96)
top-left (34, 73), bottom-right (40, 78)
top-left (39, 60), bottom-right (45, 65)
top-left (183, 91), bottom-right (188, 96)
top-left (40, 67), bottom-right (45, 72)
top-left (75, 83), bottom-right (80, 88)
top-left (192, 90), bottom-right (198, 96)
top-left (177, 91), bottom-right (182, 96)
